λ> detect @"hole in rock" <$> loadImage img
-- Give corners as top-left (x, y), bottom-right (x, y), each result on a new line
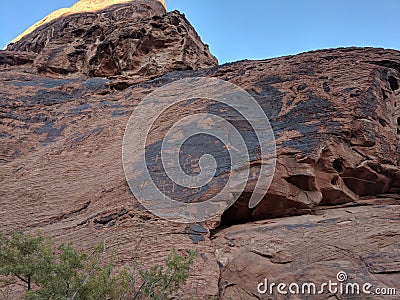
top-left (388, 76), bottom-right (399, 91)
top-left (397, 117), bottom-right (400, 135)
top-left (285, 175), bottom-right (316, 191)
top-left (333, 159), bottom-right (344, 173)
top-left (379, 118), bottom-right (387, 127)
top-left (217, 192), bottom-right (312, 228)
top-left (331, 176), bottom-right (339, 186)
top-left (220, 192), bottom-right (253, 226)
top-left (381, 88), bottom-right (388, 100)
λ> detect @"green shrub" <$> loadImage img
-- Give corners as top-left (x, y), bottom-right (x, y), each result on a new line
top-left (0, 231), bottom-right (194, 299)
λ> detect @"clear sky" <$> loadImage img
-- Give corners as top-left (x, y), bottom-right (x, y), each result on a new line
top-left (1, 0), bottom-right (399, 64)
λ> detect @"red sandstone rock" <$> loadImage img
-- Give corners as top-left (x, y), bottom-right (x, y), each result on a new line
top-left (0, 51), bottom-right (37, 66)
top-left (215, 203), bottom-right (400, 299)
top-left (6, 0), bottom-right (217, 77)
top-left (1, 1), bottom-right (400, 298)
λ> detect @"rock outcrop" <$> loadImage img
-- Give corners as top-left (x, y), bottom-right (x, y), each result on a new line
top-left (219, 48), bottom-right (400, 223)
top-left (215, 200), bottom-right (400, 299)
top-left (6, 0), bottom-right (216, 77)
top-left (1, 0), bottom-right (399, 298)
top-left (8, 0), bottom-right (166, 46)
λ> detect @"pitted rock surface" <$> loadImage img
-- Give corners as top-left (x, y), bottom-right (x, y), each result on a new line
top-left (1, 1), bottom-right (400, 298)
top-left (6, 0), bottom-right (216, 77)
top-left (3, 47), bottom-right (400, 220)
top-left (8, 0), bottom-right (166, 46)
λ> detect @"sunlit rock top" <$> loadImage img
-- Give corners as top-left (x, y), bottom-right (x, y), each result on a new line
top-left (8, 0), bottom-right (166, 46)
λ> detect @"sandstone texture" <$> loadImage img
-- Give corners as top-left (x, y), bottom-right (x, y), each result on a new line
top-left (215, 201), bottom-right (400, 299)
top-left (8, 0), bottom-right (166, 46)
top-left (218, 48), bottom-right (400, 223)
top-left (1, 0), bottom-right (400, 299)
top-left (6, 0), bottom-right (216, 77)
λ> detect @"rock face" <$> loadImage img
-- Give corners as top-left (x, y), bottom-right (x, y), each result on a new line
top-left (6, 0), bottom-right (216, 77)
top-left (215, 200), bottom-right (400, 299)
top-left (8, 0), bottom-right (166, 46)
top-left (1, 1), bottom-right (400, 298)
top-left (219, 48), bottom-right (400, 223)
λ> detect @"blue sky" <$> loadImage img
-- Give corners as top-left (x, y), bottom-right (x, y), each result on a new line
top-left (1, 0), bottom-right (399, 63)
